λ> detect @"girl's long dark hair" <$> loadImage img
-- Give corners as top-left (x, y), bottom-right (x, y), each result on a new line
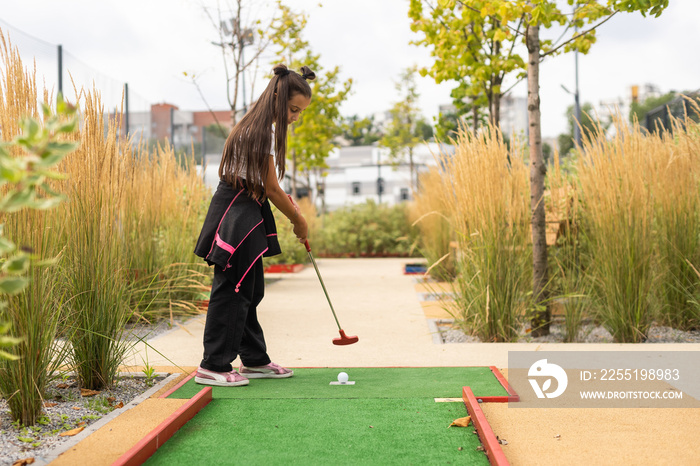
top-left (219, 64), bottom-right (316, 200)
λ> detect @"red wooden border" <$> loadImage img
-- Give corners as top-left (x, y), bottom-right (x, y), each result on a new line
top-left (473, 366), bottom-right (519, 403)
top-left (462, 386), bottom-right (510, 466)
top-left (264, 263), bottom-right (305, 273)
top-left (113, 387), bottom-right (212, 466)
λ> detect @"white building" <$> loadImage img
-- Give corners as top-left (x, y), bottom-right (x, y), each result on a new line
top-left (500, 95), bottom-right (528, 138)
top-left (199, 142), bottom-right (455, 212)
top-left (311, 142), bottom-right (454, 212)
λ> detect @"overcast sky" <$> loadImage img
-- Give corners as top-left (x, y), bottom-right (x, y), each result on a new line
top-left (1, 0), bottom-right (699, 139)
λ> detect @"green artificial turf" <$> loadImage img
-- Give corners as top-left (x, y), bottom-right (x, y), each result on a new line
top-left (145, 398), bottom-right (489, 465)
top-left (150, 367), bottom-right (501, 465)
top-left (168, 367), bottom-right (507, 400)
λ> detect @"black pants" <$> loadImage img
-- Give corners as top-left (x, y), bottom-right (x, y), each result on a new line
top-left (200, 259), bottom-right (271, 372)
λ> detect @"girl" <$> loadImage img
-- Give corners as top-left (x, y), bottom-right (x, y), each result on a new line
top-left (193, 64), bottom-right (315, 387)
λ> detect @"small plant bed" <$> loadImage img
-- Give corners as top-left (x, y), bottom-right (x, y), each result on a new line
top-left (1, 374), bottom-right (165, 465)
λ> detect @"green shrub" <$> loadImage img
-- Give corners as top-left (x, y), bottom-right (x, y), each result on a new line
top-left (315, 200), bottom-right (418, 257)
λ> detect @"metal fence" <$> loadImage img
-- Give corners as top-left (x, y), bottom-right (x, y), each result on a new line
top-left (1, 19), bottom-right (153, 139)
top-left (644, 91), bottom-right (700, 134)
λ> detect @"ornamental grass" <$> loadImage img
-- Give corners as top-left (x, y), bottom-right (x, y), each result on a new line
top-left (434, 125), bottom-right (531, 342)
top-left (647, 111), bottom-right (700, 331)
top-left (410, 166), bottom-right (456, 281)
top-left (0, 32), bottom-right (71, 425)
top-left (0, 29), bottom-right (209, 423)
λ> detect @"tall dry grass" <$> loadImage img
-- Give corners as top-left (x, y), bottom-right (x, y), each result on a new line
top-left (548, 150), bottom-right (589, 342)
top-left (58, 89), bottom-right (133, 390)
top-left (122, 140), bottom-right (211, 323)
top-left (577, 117), bottom-right (658, 342)
top-left (1, 234), bottom-right (69, 425)
top-left (0, 29), bottom-right (210, 403)
top-left (435, 125), bottom-right (531, 342)
top-left (0, 32), bottom-right (70, 425)
top-left (59, 90), bottom-right (210, 389)
top-left (648, 111), bottom-right (700, 330)
top-left (410, 110), bottom-right (700, 341)
top-left (410, 166), bottom-right (455, 281)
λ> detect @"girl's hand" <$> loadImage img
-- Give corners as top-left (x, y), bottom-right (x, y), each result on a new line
top-left (265, 158), bottom-right (309, 242)
top-left (292, 215), bottom-right (308, 244)
top-left (286, 194), bottom-right (307, 243)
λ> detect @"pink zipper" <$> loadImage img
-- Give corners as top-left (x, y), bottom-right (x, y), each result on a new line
top-left (235, 248), bottom-right (269, 293)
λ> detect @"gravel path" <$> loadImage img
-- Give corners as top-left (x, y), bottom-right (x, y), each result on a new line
top-left (438, 319), bottom-right (700, 344)
top-left (0, 317), bottom-right (189, 466)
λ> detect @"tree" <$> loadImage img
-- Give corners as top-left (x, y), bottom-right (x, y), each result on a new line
top-left (204, 0), bottom-right (292, 126)
top-left (289, 52), bottom-right (352, 207)
top-left (342, 115), bottom-right (383, 146)
top-left (379, 67), bottom-right (433, 193)
top-left (408, 0), bottom-right (669, 336)
top-left (557, 102), bottom-right (601, 155)
top-left (0, 97), bottom-right (78, 425)
top-left (270, 3), bottom-right (352, 202)
top-left (523, 0), bottom-right (668, 335)
top-left (434, 109), bottom-right (460, 141)
top-left (409, 0), bottom-right (526, 128)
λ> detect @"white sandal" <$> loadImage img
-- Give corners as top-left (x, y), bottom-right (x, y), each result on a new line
top-left (239, 362), bottom-right (294, 379)
top-left (195, 367), bottom-right (250, 386)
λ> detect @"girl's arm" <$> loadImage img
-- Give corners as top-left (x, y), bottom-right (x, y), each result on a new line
top-left (265, 156), bottom-right (308, 243)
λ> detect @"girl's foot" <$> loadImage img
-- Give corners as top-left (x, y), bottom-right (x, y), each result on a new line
top-left (239, 362), bottom-right (294, 379)
top-left (195, 367), bottom-right (249, 386)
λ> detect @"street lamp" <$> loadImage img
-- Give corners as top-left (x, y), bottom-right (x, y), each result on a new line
top-left (561, 81), bottom-right (581, 149)
top-left (562, 5), bottom-right (583, 149)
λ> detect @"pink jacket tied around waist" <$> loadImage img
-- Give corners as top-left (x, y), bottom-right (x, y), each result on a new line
top-left (195, 180), bottom-right (281, 292)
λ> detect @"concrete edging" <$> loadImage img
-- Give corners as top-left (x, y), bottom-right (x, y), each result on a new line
top-left (113, 386), bottom-right (212, 466)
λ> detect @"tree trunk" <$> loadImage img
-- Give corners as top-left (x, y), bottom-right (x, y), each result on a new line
top-left (490, 93), bottom-right (501, 129)
top-left (319, 175), bottom-right (326, 215)
top-left (231, 61), bottom-right (240, 127)
top-left (526, 22), bottom-right (550, 336)
top-left (491, 76), bottom-right (502, 129)
top-left (489, 33), bottom-right (502, 128)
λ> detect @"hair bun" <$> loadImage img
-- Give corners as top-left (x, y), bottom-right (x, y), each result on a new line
top-left (300, 66), bottom-right (316, 81)
top-left (273, 64), bottom-right (290, 77)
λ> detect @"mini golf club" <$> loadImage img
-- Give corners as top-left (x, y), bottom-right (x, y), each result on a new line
top-left (305, 240), bottom-right (359, 346)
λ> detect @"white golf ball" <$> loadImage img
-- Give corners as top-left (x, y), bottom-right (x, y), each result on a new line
top-left (337, 372), bottom-right (349, 383)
